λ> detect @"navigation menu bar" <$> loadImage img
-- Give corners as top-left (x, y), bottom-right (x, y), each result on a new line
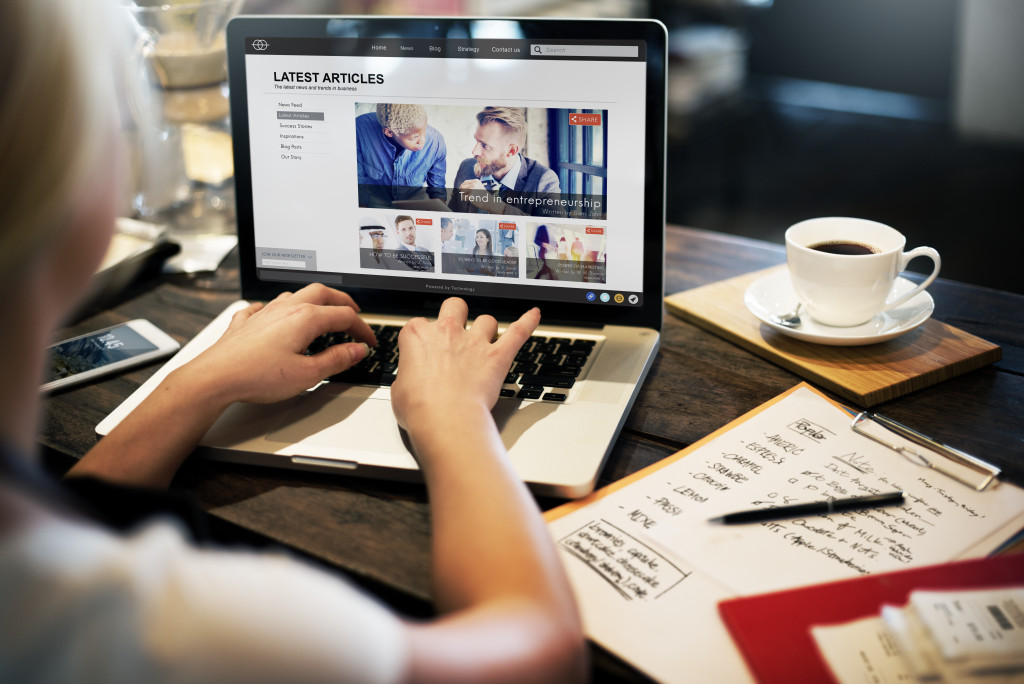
top-left (246, 37), bottom-right (646, 61)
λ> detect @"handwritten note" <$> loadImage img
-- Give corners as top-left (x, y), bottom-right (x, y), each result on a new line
top-left (557, 519), bottom-right (691, 601)
top-left (546, 384), bottom-right (1024, 684)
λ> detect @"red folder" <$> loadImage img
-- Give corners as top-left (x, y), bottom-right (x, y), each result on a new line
top-left (718, 553), bottom-right (1024, 684)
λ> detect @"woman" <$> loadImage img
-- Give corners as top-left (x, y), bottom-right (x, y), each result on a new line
top-left (473, 228), bottom-right (493, 257)
top-left (464, 228), bottom-right (494, 276)
top-left (0, 1), bottom-right (584, 682)
top-left (531, 225), bottom-right (558, 280)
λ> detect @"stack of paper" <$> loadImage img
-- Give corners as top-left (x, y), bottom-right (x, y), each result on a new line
top-left (813, 587), bottom-right (1024, 683)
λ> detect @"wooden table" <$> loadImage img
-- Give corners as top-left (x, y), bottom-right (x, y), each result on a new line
top-left (38, 226), bottom-right (1024, 682)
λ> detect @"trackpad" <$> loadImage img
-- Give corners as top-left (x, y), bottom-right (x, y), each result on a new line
top-left (266, 387), bottom-right (409, 455)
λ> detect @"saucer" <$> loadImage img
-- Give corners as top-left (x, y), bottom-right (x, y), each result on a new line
top-left (744, 270), bottom-right (934, 346)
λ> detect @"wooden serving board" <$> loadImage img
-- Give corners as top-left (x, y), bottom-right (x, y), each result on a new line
top-left (664, 265), bottom-right (1002, 407)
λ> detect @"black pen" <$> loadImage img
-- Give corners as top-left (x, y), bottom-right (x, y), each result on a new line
top-left (708, 491), bottom-right (905, 525)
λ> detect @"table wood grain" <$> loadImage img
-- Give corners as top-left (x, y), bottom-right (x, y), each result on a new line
top-left (38, 226), bottom-right (1024, 682)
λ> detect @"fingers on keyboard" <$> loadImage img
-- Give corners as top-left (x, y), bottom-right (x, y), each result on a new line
top-left (312, 326), bottom-right (596, 400)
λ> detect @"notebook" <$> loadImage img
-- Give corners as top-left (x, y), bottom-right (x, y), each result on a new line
top-left (97, 15), bottom-right (668, 498)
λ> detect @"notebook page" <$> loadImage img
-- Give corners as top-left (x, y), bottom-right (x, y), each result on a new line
top-left (546, 383), bottom-right (1024, 684)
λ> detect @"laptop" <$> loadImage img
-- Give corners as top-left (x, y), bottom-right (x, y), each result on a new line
top-left (98, 15), bottom-right (668, 498)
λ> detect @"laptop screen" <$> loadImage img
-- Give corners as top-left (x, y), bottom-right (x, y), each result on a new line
top-left (227, 17), bottom-right (666, 329)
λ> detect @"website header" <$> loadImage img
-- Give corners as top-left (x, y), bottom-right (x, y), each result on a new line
top-left (246, 37), bottom-right (646, 61)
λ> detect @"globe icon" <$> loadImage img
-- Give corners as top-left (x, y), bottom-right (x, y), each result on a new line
top-left (252, 39), bottom-right (268, 50)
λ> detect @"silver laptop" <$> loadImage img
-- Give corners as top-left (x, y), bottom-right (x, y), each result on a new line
top-left (98, 15), bottom-right (668, 498)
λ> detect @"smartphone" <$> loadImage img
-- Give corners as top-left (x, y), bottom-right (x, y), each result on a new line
top-left (41, 319), bottom-right (180, 392)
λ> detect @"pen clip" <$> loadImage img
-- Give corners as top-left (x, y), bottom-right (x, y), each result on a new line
top-left (850, 412), bottom-right (1000, 492)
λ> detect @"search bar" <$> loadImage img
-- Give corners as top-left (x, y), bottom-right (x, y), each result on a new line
top-left (530, 44), bottom-right (638, 59)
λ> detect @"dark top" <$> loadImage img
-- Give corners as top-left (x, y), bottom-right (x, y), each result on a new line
top-left (0, 440), bottom-right (209, 539)
top-left (447, 156), bottom-right (563, 217)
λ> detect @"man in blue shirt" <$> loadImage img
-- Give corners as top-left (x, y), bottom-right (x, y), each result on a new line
top-left (356, 103), bottom-right (447, 209)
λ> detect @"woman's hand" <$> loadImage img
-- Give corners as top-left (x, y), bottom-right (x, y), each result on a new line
top-left (183, 283), bottom-right (377, 406)
top-left (69, 284), bottom-right (376, 488)
top-left (388, 299), bottom-right (587, 683)
top-left (391, 298), bottom-right (539, 438)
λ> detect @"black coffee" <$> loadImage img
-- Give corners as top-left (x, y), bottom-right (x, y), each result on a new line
top-left (809, 240), bottom-right (880, 256)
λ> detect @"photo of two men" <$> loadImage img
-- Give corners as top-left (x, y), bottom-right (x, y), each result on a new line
top-left (355, 102), bottom-right (609, 220)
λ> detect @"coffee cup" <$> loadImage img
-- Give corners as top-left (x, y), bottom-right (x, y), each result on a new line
top-left (785, 217), bottom-right (941, 327)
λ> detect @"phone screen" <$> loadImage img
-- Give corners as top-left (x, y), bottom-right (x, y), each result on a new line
top-left (45, 324), bottom-right (159, 383)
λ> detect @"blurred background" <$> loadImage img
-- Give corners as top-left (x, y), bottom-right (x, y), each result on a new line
top-left (243, 0), bottom-right (1024, 294)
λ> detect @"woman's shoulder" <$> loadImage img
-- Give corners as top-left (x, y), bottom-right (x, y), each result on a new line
top-left (0, 481), bottom-right (53, 538)
top-left (0, 507), bottom-right (409, 683)
top-left (0, 501), bottom-right (180, 581)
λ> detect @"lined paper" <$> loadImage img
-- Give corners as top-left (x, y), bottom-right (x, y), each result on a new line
top-left (546, 384), bottom-right (1024, 684)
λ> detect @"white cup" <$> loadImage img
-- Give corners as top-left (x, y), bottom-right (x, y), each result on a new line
top-left (785, 217), bottom-right (941, 327)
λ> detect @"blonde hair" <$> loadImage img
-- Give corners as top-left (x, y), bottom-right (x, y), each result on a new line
top-left (376, 103), bottom-right (427, 135)
top-left (0, 0), bottom-right (118, 282)
top-left (476, 106), bottom-right (527, 147)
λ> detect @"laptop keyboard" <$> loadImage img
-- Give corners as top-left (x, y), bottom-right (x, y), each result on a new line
top-left (306, 324), bottom-right (597, 402)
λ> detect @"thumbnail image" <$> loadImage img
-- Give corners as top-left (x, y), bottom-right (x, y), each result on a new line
top-left (355, 103), bottom-right (449, 212)
top-left (440, 217), bottom-right (519, 279)
top-left (355, 103), bottom-right (607, 220)
top-left (525, 223), bottom-right (606, 283)
top-left (358, 213), bottom-right (435, 272)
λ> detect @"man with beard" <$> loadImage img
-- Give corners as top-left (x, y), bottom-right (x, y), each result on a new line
top-left (448, 106), bottom-right (563, 217)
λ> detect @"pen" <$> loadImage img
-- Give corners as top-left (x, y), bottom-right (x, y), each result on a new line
top-left (708, 491), bottom-right (905, 525)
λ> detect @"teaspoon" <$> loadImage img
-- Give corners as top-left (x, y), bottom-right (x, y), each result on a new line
top-left (771, 302), bottom-right (802, 328)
